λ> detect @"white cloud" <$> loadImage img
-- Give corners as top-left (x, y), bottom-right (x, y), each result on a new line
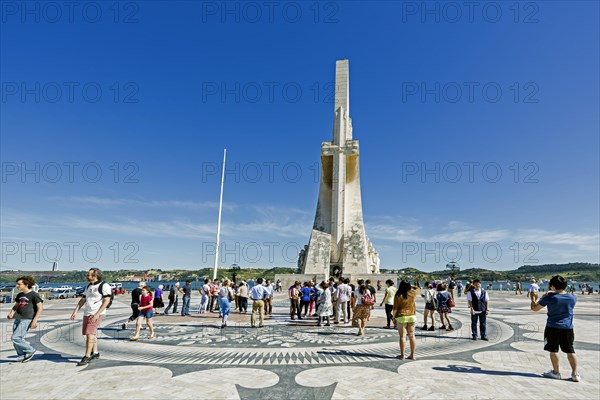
top-left (51, 196), bottom-right (238, 211)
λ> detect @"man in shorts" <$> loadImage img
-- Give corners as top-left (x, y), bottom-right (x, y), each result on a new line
top-left (531, 275), bottom-right (579, 382)
top-left (70, 268), bottom-right (112, 366)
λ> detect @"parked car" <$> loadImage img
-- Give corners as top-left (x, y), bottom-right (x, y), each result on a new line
top-left (75, 287), bottom-right (86, 297)
top-left (48, 289), bottom-right (77, 299)
top-left (52, 286), bottom-right (73, 292)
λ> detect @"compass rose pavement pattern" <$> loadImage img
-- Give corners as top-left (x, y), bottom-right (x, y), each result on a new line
top-left (1, 291), bottom-right (598, 399)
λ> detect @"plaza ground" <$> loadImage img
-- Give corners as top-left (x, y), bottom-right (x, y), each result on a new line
top-left (0, 290), bottom-right (598, 399)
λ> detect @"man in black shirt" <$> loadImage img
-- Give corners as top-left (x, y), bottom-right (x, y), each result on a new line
top-left (122, 282), bottom-right (144, 330)
top-left (181, 281), bottom-right (192, 316)
top-left (7, 276), bottom-right (44, 362)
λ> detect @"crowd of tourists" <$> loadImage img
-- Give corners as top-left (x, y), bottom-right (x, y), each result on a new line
top-left (5, 269), bottom-right (582, 382)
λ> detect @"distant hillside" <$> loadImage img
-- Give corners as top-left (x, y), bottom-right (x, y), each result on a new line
top-left (1, 263), bottom-right (597, 283)
top-left (383, 263), bottom-right (599, 282)
top-left (0, 267), bottom-right (297, 284)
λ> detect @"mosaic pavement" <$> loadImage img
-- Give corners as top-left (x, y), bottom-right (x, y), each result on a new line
top-left (1, 291), bottom-right (598, 399)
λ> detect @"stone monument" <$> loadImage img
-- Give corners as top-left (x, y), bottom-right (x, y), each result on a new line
top-left (299, 60), bottom-right (380, 279)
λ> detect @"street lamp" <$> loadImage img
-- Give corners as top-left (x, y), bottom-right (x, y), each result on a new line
top-left (445, 262), bottom-right (460, 279)
top-left (231, 263), bottom-right (241, 284)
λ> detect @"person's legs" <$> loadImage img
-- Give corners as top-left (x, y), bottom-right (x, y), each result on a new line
top-left (397, 324), bottom-right (406, 356)
top-left (12, 319), bottom-right (34, 357)
top-left (341, 301), bottom-right (348, 322)
top-left (445, 313), bottom-right (452, 328)
top-left (258, 300), bottom-right (265, 327)
top-left (357, 319), bottom-right (364, 335)
top-left (267, 298), bottom-right (273, 315)
top-left (222, 299), bottom-right (230, 324)
top-left (385, 304), bottom-right (393, 327)
top-left (173, 297), bottom-right (178, 313)
top-left (549, 352), bottom-right (560, 373)
top-left (165, 299), bottom-right (173, 314)
top-left (147, 318), bottom-right (155, 337)
top-left (183, 296), bottom-right (191, 315)
top-left (134, 317), bottom-right (142, 338)
top-left (407, 323), bottom-right (416, 358)
top-left (480, 312), bottom-right (487, 338)
top-left (428, 309), bottom-right (435, 326)
top-left (471, 313), bottom-right (478, 338)
top-left (251, 301), bottom-right (258, 326)
top-left (566, 353), bottom-right (578, 375)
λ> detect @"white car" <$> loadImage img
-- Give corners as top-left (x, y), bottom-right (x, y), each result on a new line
top-left (48, 289), bottom-right (77, 299)
top-left (52, 286), bottom-right (73, 292)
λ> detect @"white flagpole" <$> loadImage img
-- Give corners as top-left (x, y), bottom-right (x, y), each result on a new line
top-left (213, 149), bottom-right (226, 281)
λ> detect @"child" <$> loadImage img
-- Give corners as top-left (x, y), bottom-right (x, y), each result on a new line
top-left (7, 276), bottom-right (44, 362)
top-left (130, 286), bottom-right (156, 340)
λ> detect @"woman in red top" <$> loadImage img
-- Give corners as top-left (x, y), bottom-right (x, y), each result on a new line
top-left (130, 286), bottom-right (156, 340)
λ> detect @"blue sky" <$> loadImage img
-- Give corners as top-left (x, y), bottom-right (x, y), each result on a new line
top-left (1, 1), bottom-right (598, 272)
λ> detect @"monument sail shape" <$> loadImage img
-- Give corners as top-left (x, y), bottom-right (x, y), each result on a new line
top-left (299, 60), bottom-right (380, 278)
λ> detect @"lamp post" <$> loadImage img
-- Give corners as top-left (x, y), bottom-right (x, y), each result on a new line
top-left (445, 262), bottom-right (460, 279)
top-left (231, 263), bottom-right (241, 284)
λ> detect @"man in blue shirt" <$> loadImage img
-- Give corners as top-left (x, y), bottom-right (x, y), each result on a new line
top-left (531, 275), bottom-right (579, 382)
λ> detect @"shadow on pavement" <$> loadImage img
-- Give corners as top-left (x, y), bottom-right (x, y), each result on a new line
top-left (433, 364), bottom-right (543, 378)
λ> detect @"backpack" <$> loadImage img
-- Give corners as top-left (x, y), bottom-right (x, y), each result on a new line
top-left (87, 281), bottom-right (114, 309)
top-left (362, 292), bottom-right (374, 306)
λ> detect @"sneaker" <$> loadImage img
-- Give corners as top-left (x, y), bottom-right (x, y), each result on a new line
top-left (571, 373), bottom-right (580, 382)
top-left (22, 350), bottom-right (36, 363)
top-left (90, 352), bottom-right (100, 360)
top-left (543, 370), bottom-right (562, 380)
top-left (15, 356), bottom-right (25, 363)
top-left (446, 326), bottom-right (454, 331)
top-left (121, 323), bottom-right (127, 330)
top-left (77, 356), bottom-right (92, 366)
top-left (427, 326), bottom-right (435, 331)
top-left (440, 325), bottom-right (446, 330)
top-left (420, 325), bottom-right (428, 331)
top-left (472, 336), bottom-right (477, 341)
top-left (481, 336), bottom-right (489, 341)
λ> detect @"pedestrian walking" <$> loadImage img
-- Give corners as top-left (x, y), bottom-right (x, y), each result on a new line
top-left (164, 282), bottom-right (180, 315)
top-left (218, 280), bottom-right (234, 328)
top-left (7, 276), bottom-right (43, 363)
top-left (70, 268), bottom-right (112, 366)
top-left (130, 286), bottom-right (156, 340)
top-left (122, 282), bottom-right (144, 328)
